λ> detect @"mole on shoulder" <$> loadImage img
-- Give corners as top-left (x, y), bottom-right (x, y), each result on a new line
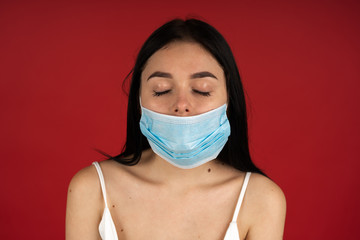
top-left (69, 189), bottom-right (72, 192)
top-left (121, 229), bottom-right (124, 232)
top-left (112, 205), bottom-right (115, 208)
top-left (208, 168), bottom-right (211, 173)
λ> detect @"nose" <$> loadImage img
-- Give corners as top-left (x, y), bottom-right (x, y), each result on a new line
top-left (173, 94), bottom-right (191, 116)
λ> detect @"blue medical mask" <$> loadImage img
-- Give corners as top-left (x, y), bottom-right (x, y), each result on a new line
top-left (139, 103), bottom-right (231, 169)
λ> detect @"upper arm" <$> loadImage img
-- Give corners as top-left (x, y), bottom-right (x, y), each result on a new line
top-left (65, 165), bottom-right (103, 240)
top-left (245, 174), bottom-right (287, 240)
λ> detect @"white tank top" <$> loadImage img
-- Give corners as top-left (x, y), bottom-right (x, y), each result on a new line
top-left (92, 161), bottom-right (251, 240)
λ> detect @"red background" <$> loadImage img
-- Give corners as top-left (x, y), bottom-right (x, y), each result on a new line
top-left (1, 0), bottom-right (359, 239)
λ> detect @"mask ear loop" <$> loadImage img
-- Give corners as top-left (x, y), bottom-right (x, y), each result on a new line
top-left (224, 102), bottom-right (229, 119)
top-left (139, 97), bottom-right (142, 115)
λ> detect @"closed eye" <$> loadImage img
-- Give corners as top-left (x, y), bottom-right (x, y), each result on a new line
top-left (153, 90), bottom-right (171, 97)
top-left (193, 89), bottom-right (211, 97)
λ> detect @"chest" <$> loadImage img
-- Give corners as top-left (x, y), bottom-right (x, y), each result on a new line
top-left (106, 183), bottom-right (240, 239)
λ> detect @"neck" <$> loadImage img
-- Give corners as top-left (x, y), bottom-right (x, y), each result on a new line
top-left (139, 148), bottom-right (223, 190)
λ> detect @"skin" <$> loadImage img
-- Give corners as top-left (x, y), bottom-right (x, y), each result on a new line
top-left (66, 41), bottom-right (286, 239)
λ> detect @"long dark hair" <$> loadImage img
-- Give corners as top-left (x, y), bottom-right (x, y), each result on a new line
top-left (97, 18), bottom-right (265, 175)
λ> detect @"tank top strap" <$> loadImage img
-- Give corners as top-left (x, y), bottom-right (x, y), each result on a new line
top-left (231, 172), bottom-right (251, 222)
top-left (92, 161), bottom-right (109, 208)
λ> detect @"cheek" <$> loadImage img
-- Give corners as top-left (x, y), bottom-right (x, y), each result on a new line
top-left (139, 84), bottom-right (147, 99)
top-left (139, 80), bottom-right (151, 106)
top-left (219, 79), bottom-right (228, 102)
top-left (222, 85), bottom-right (228, 102)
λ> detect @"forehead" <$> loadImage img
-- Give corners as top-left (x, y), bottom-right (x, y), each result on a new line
top-left (142, 41), bottom-right (224, 75)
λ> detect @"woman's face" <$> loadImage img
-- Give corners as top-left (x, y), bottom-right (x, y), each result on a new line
top-left (140, 41), bottom-right (227, 116)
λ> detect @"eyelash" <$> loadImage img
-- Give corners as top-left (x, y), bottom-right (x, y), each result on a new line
top-left (152, 90), bottom-right (171, 97)
top-left (152, 89), bottom-right (211, 97)
top-left (193, 89), bottom-right (211, 97)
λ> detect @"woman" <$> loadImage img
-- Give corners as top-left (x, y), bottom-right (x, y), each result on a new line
top-left (66, 18), bottom-right (286, 239)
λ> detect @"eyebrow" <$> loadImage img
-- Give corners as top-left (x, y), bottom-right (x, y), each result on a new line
top-left (190, 71), bottom-right (217, 79)
top-left (147, 71), bottom-right (218, 80)
top-left (147, 71), bottom-right (172, 80)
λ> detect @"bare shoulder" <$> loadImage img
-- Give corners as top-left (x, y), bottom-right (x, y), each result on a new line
top-left (243, 173), bottom-right (286, 239)
top-left (67, 163), bottom-right (101, 200)
top-left (248, 173), bottom-right (286, 209)
top-left (66, 163), bottom-right (103, 239)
